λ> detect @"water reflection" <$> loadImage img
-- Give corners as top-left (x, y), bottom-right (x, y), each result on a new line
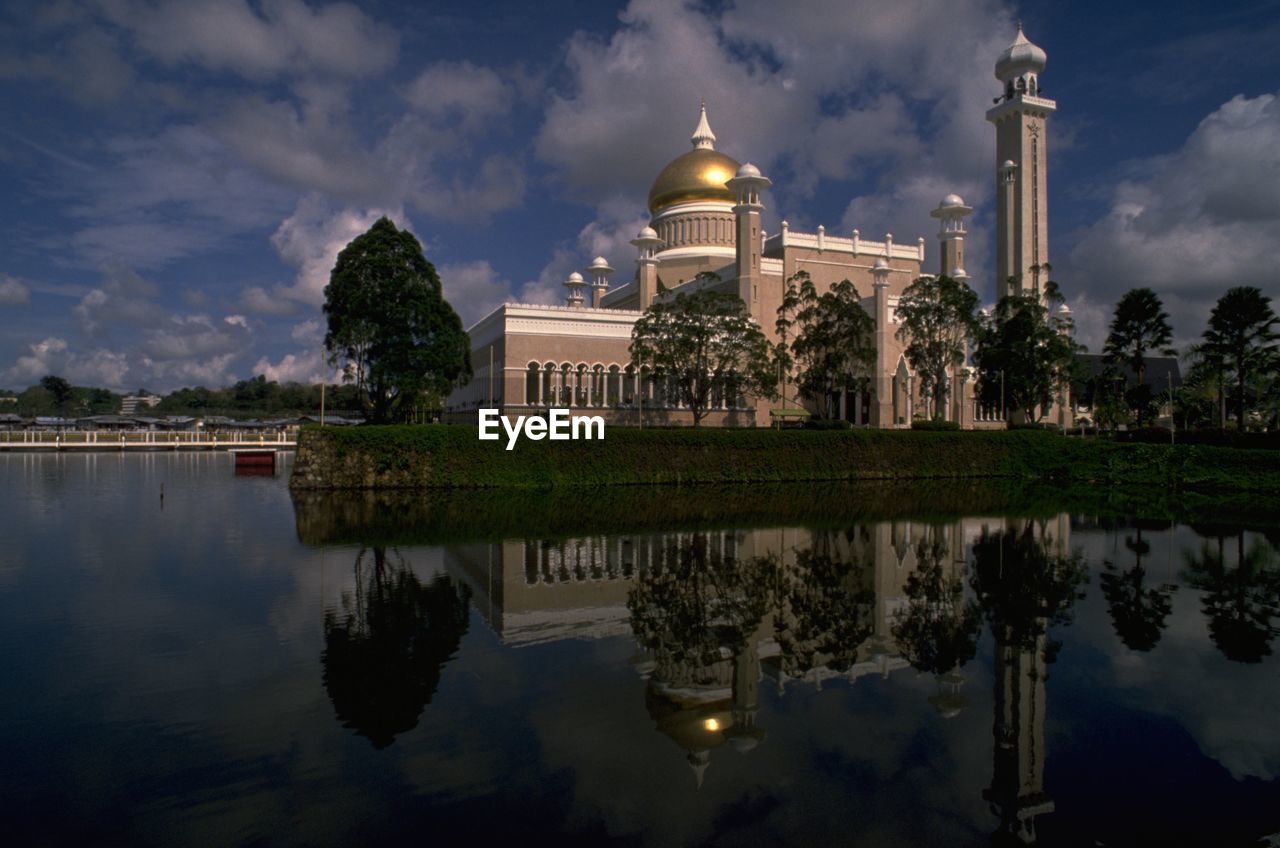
top-left (287, 488), bottom-right (1280, 844)
top-left (969, 523), bottom-right (1086, 846)
top-left (1183, 529), bottom-right (1280, 663)
top-left (1100, 522), bottom-right (1177, 652)
top-left (321, 546), bottom-right (471, 748)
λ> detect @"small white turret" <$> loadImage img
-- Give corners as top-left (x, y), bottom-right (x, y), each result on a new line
top-left (586, 256), bottom-right (614, 308)
top-left (563, 271), bottom-right (587, 308)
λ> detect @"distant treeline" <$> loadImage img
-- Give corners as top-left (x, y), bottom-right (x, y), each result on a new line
top-left (1, 374), bottom-right (363, 419)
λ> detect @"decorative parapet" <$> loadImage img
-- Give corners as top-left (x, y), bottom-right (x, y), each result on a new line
top-left (764, 227), bottom-right (924, 261)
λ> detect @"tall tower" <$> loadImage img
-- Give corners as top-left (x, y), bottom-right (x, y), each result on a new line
top-left (726, 162), bottom-right (770, 309)
top-left (988, 25), bottom-right (1054, 302)
top-left (930, 193), bottom-right (973, 280)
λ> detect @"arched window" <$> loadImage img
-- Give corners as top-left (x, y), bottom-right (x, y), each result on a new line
top-left (576, 364), bottom-right (590, 407)
top-left (525, 362), bottom-right (540, 405)
top-left (560, 363), bottom-right (573, 406)
top-left (608, 365), bottom-right (622, 407)
top-left (592, 365), bottom-right (605, 406)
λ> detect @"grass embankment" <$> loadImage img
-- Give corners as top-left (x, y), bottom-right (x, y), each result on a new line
top-left (289, 424), bottom-right (1280, 493)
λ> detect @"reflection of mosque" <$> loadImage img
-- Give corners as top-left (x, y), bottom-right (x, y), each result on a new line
top-left (442, 514), bottom-right (1074, 827)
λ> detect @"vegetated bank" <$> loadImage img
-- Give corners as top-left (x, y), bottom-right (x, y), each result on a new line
top-left (289, 424), bottom-right (1280, 493)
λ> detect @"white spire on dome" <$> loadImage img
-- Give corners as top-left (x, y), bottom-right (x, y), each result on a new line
top-left (691, 99), bottom-right (716, 150)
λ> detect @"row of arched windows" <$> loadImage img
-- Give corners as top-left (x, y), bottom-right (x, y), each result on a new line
top-left (523, 362), bottom-right (748, 410)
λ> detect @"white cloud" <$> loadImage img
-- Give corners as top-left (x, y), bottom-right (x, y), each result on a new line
top-left (0, 276), bottom-right (31, 306)
top-left (404, 61), bottom-right (513, 128)
top-left (1066, 92), bottom-right (1280, 345)
top-left (289, 318), bottom-right (323, 346)
top-left (252, 350), bottom-right (323, 384)
top-left (267, 194), bottom-right (408, 308)
top-left (1, 336), bottom-right (130, 388)
top-left (438, 260), bottom-right (515, 327)
top-left (99, 0), bottom-right (399, 80)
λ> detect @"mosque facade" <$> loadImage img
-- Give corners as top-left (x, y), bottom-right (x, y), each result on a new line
top-left (445, 27), bottom-right (1068, 429)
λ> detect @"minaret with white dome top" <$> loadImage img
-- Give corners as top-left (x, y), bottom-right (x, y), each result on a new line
top-left (988, 23), bottom-right (1055, 302)
top-left (930, 193), bottom-right (972, 280)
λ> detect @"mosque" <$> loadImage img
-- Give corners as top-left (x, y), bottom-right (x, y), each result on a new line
top-left (445, 26), bottom-right (1069, 428)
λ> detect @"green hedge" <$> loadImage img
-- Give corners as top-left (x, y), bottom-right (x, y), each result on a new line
top-left (911, 419), bottom-right (960, 431)
top-left (290, 423), bottom-right (1280, 492)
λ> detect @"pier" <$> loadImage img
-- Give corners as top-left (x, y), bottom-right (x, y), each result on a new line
top-left (0, 430), bottom-right (296, 452)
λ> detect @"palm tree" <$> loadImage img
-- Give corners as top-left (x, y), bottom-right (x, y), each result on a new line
top-left (1198, 287), bottom-right (1279, 431)
top-left (1103, 288), bottom-right (1175, 426)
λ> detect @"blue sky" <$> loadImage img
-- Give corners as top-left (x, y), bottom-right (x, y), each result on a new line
top-left (1, 0), bottom-right (1278, 391)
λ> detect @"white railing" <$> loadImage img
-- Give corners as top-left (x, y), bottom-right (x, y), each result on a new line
top-left (0, 430), bottom-right (297, 450)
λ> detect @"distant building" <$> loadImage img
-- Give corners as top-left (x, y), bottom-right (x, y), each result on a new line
top-left (1072, 353), bottom-right (1182, 424)
top-left (120, 394), bottom-right (162, 415)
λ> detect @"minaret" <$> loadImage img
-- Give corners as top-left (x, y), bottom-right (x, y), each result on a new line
top-left (563, 271), bottom-right (586, 308)
top-left (870, 258), bottom-right (894, 427)
top-left (631, 227), bottom-right (663, 309)
top-left (726, 162), bottom-right (771, 309)
top-left (586, 256), bottom-right (613, 308)
top-left (988, 24), bottom-right (1054, 302)
top-left (930, 193), bottom-right (973, 280)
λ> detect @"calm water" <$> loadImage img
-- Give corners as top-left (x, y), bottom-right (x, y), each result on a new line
top-left (2, 453), bottom-right (1278, 847)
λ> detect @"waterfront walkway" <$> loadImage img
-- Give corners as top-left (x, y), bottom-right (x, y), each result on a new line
top-left (0, 430), bottom-right (296, 451)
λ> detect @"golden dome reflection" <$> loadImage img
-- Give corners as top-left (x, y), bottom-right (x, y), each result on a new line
top-left (647, 148), bottom-right (741, 214)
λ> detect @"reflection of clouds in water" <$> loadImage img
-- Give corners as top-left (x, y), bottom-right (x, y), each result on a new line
top-left (1070, 524), bottom-right (1280, 780)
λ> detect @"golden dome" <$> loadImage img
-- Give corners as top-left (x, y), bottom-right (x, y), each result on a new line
top-left (647, 148), bottom-right (740, 214)
top-left (647, 101), bottom-right (740, 214)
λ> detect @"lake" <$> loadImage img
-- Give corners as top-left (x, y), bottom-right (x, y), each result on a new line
top-left (1, 452), bottom-right (1278, 846)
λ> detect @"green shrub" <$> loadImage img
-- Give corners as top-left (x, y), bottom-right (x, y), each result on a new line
top-left (292, 423), bottom-right (1280, 493)
top-left (910, 419), bottom-right (960, 431)
top-left (803, 419), bottom-right (853, 430)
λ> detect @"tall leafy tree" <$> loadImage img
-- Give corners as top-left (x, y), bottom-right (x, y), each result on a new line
top-left (323, 217), bottom-right (472, 424)
top-left (895, 275), bottom-right (980, 421)
top-left (40, 375), bottom-right (73, 414)
top-left (1198, 286), bottom-right (1279, 430)
top-left (1103, 287), bottom-right (1175, 425)
top-left (774, 271), bottom-right (876, 420)
top-left (974, 281), bottom-right (1080, 424)
top-left (630, 279), bottom-right (775, 426)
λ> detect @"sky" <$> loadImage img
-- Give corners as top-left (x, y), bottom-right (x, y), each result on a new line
top-left (1, 0), bottom-right (1278, 392)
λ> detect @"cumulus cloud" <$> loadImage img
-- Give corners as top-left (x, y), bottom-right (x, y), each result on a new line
top-left (0, 276), bottom-right (31, 306)
top-left (98, 0), bottom-right (399, 80)
top-left (1, 336), bottom-right (130, 388)
top-left (404, 61), bottom-right (513, 129)
top-left (438, 260), bottom-right (516, 326)
top-left (251, 350), bottom-right (323, 384)
top-left (265, 194), bottom-right (407, 309)
top-left (1066, 92), bottom-right (1280, 346)
top-left (534, 0), bottom-right (1012, 291)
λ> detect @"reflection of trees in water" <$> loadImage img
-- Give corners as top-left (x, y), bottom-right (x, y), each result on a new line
top-left (1183, 531), bottom-right (1280, 664)
top-left (776, 529), bottom-right (875, 674)
top-left (891, 529), bottom-right (981, 679)
top-left (1100, 525), bottom-right (1177, 652)
top-left (322, 546), bottom-right (471, 748)
top-left (628, 533), bottom-right (777, 681)
top-left (970, 522), bottom-right (1087, 662)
